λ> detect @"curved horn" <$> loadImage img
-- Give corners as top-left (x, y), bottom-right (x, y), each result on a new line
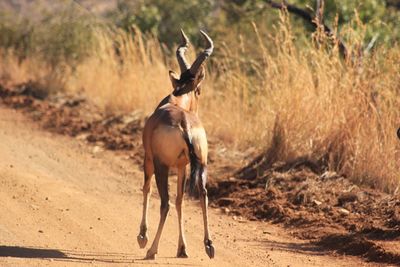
top-left (189, 30), bottom-right (214, 75)
top-left (176, 29), bottom-right (191, 73)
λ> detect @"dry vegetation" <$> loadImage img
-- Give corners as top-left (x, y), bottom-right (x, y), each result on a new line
top-left (0, 11), bottom-right (399, 192)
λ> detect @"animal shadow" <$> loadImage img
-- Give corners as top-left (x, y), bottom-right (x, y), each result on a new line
top-left (0, 245), bottom-right (193, 265)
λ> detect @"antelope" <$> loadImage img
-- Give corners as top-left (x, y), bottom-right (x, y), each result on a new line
top-left (136, 30), bottom-right (215, 260)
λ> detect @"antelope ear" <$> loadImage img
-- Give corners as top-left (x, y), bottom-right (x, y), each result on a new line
top-left (197, 66), bottom-right (205, 81)
top-left (169, 71), bottom-right (180, 89)
top-left (194, 66), bottom-right (205, 87)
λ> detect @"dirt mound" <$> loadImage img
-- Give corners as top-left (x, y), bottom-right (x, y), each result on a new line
top-left (0, 82), bottom-right (145, 163)
top-left (208, 157), bottom-right (400, 264)
top-left (317, 233), bottom-right (400, 264)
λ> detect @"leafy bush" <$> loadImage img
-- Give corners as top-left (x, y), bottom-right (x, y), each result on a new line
top-left (109, 0), bottom-right (215, 47)
top-left (0, 5), bottom-right (98, 67)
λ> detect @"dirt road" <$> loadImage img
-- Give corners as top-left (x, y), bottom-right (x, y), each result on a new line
top-left (0, 107), bottom-right (376, 266)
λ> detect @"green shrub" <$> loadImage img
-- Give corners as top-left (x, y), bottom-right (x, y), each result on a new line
top-left (0, 5), bottom-right (99, 67)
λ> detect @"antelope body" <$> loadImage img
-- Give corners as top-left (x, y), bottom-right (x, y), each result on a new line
top-left (137, 30), bottom-right (215, 260)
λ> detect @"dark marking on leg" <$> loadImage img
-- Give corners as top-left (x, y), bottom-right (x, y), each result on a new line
top-left (176, 166), bottom-right (188, 258)
top-left (145, 158), bottom-right (170, 260)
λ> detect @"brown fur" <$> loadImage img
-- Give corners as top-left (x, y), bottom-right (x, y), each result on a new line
top-left (137, 30), bottom-right (214, 260)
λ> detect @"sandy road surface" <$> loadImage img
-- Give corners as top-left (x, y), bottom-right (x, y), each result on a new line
top-left (0, 107), bottom-right (376, 266)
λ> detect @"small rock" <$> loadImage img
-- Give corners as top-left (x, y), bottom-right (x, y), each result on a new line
top-left (30, 204), bottom-right (39, 210)
top-left (38, 230), bottom-right (43, 233)
top-left (223, 207), bottom-right (230, 214)
top-left (338, 208), bottom-right (350, 216)
top-left (356, 191), bottom-right (369, 202)
top-left (321, 171), bottom-right (339, 180)
top-left (238, 217), bottom-right (246, 223)
top-left (313, 200), bottom-right (322, 206)
top-left (76, 133), bottom-right (89, 141)
top-left (92, 146), bottom-right (103, 154)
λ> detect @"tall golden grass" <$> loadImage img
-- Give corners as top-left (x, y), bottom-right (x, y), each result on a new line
top-left (0, 15), bottom-right (399, 192)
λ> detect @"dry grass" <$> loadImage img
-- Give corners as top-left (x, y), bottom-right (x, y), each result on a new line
top-left (67, 29), bottom-right (170, 115)
top-left (0, 16), bottom-right (399, 192)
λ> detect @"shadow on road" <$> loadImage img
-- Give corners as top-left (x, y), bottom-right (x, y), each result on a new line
top-left (0, 246), bottom-right (66, 258)
top-left (0, 246), bottom-right (192, 265)
top-left (253, 239), bottom-right (329, 257)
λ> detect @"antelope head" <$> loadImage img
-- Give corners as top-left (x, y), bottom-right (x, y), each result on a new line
top-left (168, 30), bottom-right (214, 113)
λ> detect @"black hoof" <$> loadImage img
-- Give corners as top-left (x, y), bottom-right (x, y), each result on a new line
top-left (137, 234), bottom-right (148, 249)
top-left (205, 240), bottom-right (215, 259)
top-left (177, 246), bottom-right (189, 258)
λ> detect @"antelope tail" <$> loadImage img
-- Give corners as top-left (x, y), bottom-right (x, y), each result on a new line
top-left (181, 119), bottom-right (200, 197)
